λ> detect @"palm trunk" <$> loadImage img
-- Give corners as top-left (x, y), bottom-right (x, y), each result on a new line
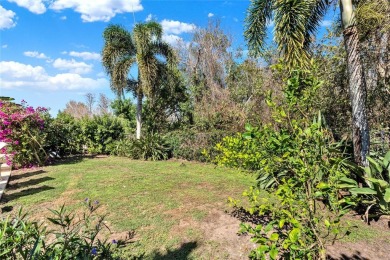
top-left (340, 0), bottom-right (370, 166)
top-left (136, 90), bottom-right (143, 139)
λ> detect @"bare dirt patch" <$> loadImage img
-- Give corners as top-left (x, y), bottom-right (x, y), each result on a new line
top-left (167, 204), bottom-right (255, 259)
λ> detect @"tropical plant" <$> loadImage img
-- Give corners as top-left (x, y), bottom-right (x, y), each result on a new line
top-left (80, 115), bottom-right (124, 154)
top-left (245, 0), bottom-right (370, 166)
top-left (102, 22), bottom-right (176, 139)
top-left (339, 151), bottom-right (390, 215)
top-left (0, 99), bottom-right (49, 168)
top-left (0, 200), bottom-right (128, 259)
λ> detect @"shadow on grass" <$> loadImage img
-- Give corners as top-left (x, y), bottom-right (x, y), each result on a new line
top-left (50, 154), bottom-right (109, 167)
top-left (10, 170), bottom-right (47, 181)
top-left (151, 241), bottom-right (198, 260)
top-left (2, 185), bottom-right (55, 203)
top-left (50, 155), bottom-right (85, 166)
top-left (7, 176), bottom-right (54, 191)
top-left (327, 251), bottom-right (369, 260)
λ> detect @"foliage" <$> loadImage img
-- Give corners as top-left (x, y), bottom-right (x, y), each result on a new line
top-left (44, 112), bottom-right (84, 156)
top-left (245, 0), bottom-right (329, 69)
top-left (80, 115), bottom-right (124, 154)
top-left (102, 21), bottom-right (178, 139)
top-left (0, 208), bottom-right (44, 259)
top-left (131, 134), bottom-right (171, 161)
top-left (0, 100), bottom-right (49, 168)
top-left (165, 129), bottom-right (231, 162)
top-left (339, 151), bottom-right (390, 215)
top-left (237, 179), bottom-right (348, 259)
top-left (111, 98), bottom-right (136, 130)
top-left (222, 69), bottom-right (356, 259)
top-left (110, 134), bottom-right (171, 161)
top-left (0, 200), bottom-right (126, 259)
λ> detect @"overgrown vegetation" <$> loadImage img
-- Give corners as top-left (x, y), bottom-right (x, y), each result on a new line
top-left (1, 0), bottom-right (389, 258)
top-left (0, 200), bottom-right (126, 259)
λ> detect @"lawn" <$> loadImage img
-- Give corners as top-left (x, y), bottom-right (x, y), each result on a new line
top-left (1, 156), bottom-right (257, 259)
top-left (1, 156), bottom-right (390, 259)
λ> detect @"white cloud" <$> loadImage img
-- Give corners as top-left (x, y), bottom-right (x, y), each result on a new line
top-left (0, 61), bottom-right (107, 90)
top-left (0, 5), bottom-right (16, 30)
top-left (24, 51), bottom-right (49, 59)
top-left (208, 13), bottom-right (214, 18)
top-left (321, 20), bottom-right (332, 27)
top-left (1, 45), bottom-right (7, 48)
top-left (233, 17), bottom-right (238, 22)
top-left (162, 34), bottom-right (184, 46)
top-left (68, 51), bottom-right (101, 61)
top-left (60, 15), bottom-right (67, 20)
top-left (0, 61), bottom-right (47, 81)
top-left (52, 58), bottom-right (93, 74)
top-left (7, 0), bottom-right (46, 14)
top-left (161, 19), bottom-right (196, 35)
top-left (50, 0), bottom-right (143, 22)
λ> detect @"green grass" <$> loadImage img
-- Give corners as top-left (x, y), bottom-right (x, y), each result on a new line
top-left (3, 156), bottom-right (387, 258)
top-left (1, 156), bottom-right (256, 258)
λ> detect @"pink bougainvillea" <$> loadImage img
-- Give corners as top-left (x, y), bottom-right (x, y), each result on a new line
top-left (0, 100), bottom-right (49, 168)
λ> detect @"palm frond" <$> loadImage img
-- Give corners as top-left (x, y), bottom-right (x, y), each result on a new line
top-left (303, 0), bottom-right (330, 49)
top-left (152, 42), bottom-right (177, 67)
top-left (273, 0), bottom-right (313, 68)
top-left (102, 25), bottom-right (136, 96)
top-left (244, 0), bottom-right (274, 57)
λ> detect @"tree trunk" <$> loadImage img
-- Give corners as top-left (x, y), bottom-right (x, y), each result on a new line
top-left (136, 90), bottom-right (143, 139)
top-left (340, 0), bottom-right (370, 166)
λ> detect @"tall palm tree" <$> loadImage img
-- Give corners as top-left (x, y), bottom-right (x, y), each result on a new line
top-left (245, 0), bottom-right (369, 165)
top-left (102, 22), bottom-right (176, 139)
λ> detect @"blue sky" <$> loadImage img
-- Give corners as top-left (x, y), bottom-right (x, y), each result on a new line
top-left (0, 0), bottom-right (337, 116)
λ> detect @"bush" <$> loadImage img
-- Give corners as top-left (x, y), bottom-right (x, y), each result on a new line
top-left (0, 200), bottom-right (129, 259)
top-left (110, 134), bottom-right (171, 161)
top-left (164, 129), bottom-right (231, 162)
top-left (223, 70), bottom-right (356, 259)
top-left (44, 112), bottom-right (84, 156)
top-left (81, 115), bottom-right (125, 154)
top-left (0, 100), bottom-right (49, 168)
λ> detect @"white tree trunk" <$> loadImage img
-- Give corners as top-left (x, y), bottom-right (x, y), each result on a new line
top-left (136, 91), bottom-right (142, 139)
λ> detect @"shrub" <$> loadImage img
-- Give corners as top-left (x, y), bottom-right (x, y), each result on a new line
top-left (44, 112), bottom-right (84, 156)
top-left (81, 115), bottom-right (125, 154)
top-left (224, 69), bottom-right (355, 259)
top-left (110, 134), bottom-right (171, 161)
top-left (0, 100), bottom-right (49, 168)
top-left (165, 129), bottom-right (231, 162)
top-left (339, 151), bottom-right (390, 216)
top-left (0, 200), bottom-right (129, 259)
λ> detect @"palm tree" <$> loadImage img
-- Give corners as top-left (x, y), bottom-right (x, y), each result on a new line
top-left (245, 0), bottom-right (369, 165)
top-left (102, 22), bottom-right (176, 139)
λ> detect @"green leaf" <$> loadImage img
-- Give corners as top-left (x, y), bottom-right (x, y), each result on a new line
top-left (289, 228), bottom-right (300, 243)
top-left (383, 151), bottom-right (390, 168)
top-left (279, 219), bottom-right (285, 229)
top-left (270, 233), bottom-right (279, 242)
top-left (269, 245), bottom-right (278, 260)
top-left (367, 156), bottom-right (383, 174)
top-left (317, 182), bottom-right (329, 190)
top-left (339, 177), bottom-right (358, 185)
top-left (366, 178), bottom-right (389, 189)
top-left (384, 188), bottom-right (390, 203)
top-left (350, 187), bottom-right (377, 195)
top-left (324, 219), bottom-right (330, 228)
